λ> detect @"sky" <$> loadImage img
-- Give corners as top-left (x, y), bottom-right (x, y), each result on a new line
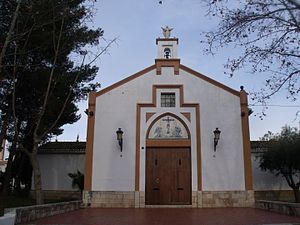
top-left (58, 0), bottom-right (300, 142)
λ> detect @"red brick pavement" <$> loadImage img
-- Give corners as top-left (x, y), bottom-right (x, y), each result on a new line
top-left (26, 208), bottom-right (300, 225)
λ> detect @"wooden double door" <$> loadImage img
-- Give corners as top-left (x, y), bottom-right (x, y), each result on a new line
top-left (145, 148), bottom-right (191, 205)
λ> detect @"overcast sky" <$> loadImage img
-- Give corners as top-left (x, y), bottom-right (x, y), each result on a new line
top-left (58, 0), bottom-right (300, 142)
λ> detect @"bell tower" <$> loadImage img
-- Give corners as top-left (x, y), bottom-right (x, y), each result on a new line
top-left (155, 26), bottom-right (180, 75)
top-left (156, 26), bottom-right (179, 59)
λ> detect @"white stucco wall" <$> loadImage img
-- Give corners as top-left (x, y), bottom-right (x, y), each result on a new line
top-left (157, 39), bottom-right (178, 59)
top-left (251, 153), bottom-right (290, 190)
top-left (91, 64), bottom-right (246, 192)
top-left (38, 154), bottom-right (85, 190)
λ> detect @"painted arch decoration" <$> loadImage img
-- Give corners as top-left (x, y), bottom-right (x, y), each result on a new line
top-left (147, 114), bottom-right (189, 139)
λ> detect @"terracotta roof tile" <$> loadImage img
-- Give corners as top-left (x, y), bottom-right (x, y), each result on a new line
top-left (250, 141), bottom-right (269, 153)
top-left (37, 141), bottom-right (268, 154)
top-left (38, 141), bottom-right (86, 154)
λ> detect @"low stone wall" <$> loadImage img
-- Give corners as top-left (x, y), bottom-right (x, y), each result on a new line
top-left (4, 200), bottom-right (81, 224)
top-left (30, 190), bottom-right (81, 200)
top-left (256, 200), bottom-right (300, 217)
top-left (254, 190), bottom-right (294, 202)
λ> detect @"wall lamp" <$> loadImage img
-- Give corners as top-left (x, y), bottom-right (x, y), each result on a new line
top-left (84, 109), bottom-right (94, 117)
top-left (116, 128), bottom-right (124, 152)
top-left (213, 128), bottom-right (221, 152)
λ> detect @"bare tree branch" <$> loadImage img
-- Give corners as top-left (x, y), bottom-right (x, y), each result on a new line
top-left (33, 16), bottom-right (65, 146)
top-left (0, 2), bottom-right (20, 78)
top-left (40, 38), bottom-right (117, 138)
top-left (202, 0), bottom-right (300, 105)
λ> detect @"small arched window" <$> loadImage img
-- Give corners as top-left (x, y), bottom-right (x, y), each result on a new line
top-left (164, 48), bottom-right (171, 59)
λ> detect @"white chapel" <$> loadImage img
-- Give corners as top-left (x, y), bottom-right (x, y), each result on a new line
top-left (83, 28), bottom-right (254, 208)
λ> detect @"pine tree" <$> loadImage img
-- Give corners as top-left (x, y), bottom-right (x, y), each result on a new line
top-left (1, 0), bottom-right (106, 204)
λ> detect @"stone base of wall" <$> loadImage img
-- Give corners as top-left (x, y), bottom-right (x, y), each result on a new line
top-left (192, 191), bottom-right (198, 208)
top-left (201, 191), bottom-right (254, 208)
top-left (145, 205), bottom-right (193, 208)
top-left (83, 191), bottom-right (135, 208)
top-left (83, 190), bottom-right (254, 208)
top-left (254, 190), bottom-right (295, 202)
top-left (134, 191), bottom-right (145, 208)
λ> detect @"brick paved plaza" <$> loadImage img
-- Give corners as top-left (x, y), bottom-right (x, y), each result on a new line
top-left (27, 208), bottom-right (300, 225)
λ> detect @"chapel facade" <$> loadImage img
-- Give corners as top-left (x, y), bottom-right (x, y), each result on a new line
top-left (83, 29), bottom-right (254, 208)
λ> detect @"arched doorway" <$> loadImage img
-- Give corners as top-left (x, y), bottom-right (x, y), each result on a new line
top-left (145, 113), bottom-right (191, 205)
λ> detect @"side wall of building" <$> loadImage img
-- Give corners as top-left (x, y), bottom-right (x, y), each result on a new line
top-left (251, 153), bottom-right (290, 190)
top-left (35, 150), bottom-right (293, 202)
top-left (38, 154), bottom-right (85, 191)
top-left (251, 153), bottom-right (294, 201)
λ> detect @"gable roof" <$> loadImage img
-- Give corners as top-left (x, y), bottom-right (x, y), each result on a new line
top-left (96, 65), bottom-right (156, 97)
top-left (179, 65), bottom-right (239, 96)
top-left (95, 63), bottom-right (240, 97)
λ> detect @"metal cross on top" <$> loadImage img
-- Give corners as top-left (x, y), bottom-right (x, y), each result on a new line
top-left (161, 26), bottom-right (173, 38)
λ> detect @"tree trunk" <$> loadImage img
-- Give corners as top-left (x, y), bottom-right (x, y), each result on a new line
top-left (30, 143), bottom-right (44, 205)
top-left (14, 153), bottom-right (24, 195)
top-left (293, 187), bottom-right (299, 203)
top-left (2, 149), bottom-right (14, 195)
top-left (2, 120), bottom-right (20, 196)
top-left (0, 104), bottom-right (10, 156)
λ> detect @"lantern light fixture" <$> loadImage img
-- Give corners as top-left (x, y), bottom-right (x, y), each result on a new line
top-left (213, 128), bottom-right (221, 152)
top-left (116, 128), bottom-right (124, 152)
